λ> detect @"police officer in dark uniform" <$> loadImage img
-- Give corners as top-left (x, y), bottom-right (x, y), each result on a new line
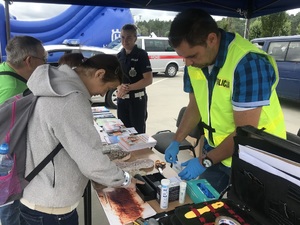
top-left (117, 24), bottom-right (153, 133)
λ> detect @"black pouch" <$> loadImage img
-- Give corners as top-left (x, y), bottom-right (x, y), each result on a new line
top-left (172, 199), bottom-right (261, 225)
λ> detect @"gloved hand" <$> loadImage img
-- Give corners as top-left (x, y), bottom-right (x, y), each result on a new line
top-left (164, 141), bottom-right (180, 163)
top-left (178, 158), bottom-right (206, 180)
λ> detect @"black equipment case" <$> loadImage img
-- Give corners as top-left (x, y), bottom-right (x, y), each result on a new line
top-left (157, 125), bottom-right (300, 225)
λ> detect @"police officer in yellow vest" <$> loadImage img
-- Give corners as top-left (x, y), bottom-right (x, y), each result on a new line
top-left (165, 9), bottom-right (286, 193)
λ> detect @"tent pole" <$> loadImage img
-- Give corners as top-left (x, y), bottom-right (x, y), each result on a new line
top-left (244, 18), bottom-right (250, 39)
top-left (4, 0), bottom-right (11, 41)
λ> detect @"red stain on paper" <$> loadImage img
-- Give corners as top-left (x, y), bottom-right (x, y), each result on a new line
top-left (101, 188), bottom-right (144, 224)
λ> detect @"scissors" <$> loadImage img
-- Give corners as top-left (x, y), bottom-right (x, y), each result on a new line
top-left (155, 160), bottom-right (166, 174)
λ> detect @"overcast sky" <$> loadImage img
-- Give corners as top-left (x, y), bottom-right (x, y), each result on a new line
top-left (1, 2), bottom-right (300, 21)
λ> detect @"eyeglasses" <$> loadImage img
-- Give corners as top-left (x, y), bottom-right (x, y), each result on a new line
top-left (30, 55), bottom-right (48, 63)
top-left (24, 55), bottom-right (48, 63)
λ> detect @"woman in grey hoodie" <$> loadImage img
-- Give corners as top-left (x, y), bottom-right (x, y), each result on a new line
top-left (19, 54), bottom-right (143, 225)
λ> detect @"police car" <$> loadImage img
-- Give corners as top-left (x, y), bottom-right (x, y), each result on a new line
top-left (44, 39), bottom-right (119, 108)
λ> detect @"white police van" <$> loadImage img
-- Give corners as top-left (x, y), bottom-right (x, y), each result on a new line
top-left (108, 36), bottom-right (185, 77)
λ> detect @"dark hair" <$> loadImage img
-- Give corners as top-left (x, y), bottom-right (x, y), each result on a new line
top-left (121, 24), bottom-right (137, 37)
top-left (168, 8), bottom-right (219, 48)
top-left (79, 54), bottom-right (122, 83)
top-left (58, 53), bottom-right (84, 68)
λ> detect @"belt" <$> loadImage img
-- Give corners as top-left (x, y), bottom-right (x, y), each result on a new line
top-left (20, 198), bottom-right (79, 215)
top-left (122, 91), bottom-right (145, 99)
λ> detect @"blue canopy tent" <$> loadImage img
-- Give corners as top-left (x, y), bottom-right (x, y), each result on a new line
top-left (5, 0), bottom-right (300, 18)
top-left (4, 0), bottom-right (300, 41)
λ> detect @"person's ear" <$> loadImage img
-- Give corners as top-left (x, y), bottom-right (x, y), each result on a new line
top-left (23, 56), bottom-right (31, 67)
top-left (207, 33), bottom-right (217, 46)
top-left (95, 69), bottom-right (105, 79)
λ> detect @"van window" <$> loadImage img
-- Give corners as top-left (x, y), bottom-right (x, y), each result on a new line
top-left (136, 39), bottom-right (142, 49)
top-left (267, 42), bottom-right (288, 61)
top-left (251, 36), bottom-right (300, 102)
top-left (144, 39), bottom-right (173, 52)
top-left (286, 41), bottom-right (300, 62)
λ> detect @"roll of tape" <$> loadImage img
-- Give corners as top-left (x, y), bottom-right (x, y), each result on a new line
top-left (215, 216), bottom-right (241, 225)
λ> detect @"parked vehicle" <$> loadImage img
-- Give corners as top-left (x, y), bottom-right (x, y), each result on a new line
top-left (108, 36), bottom-right (185, 77)
top-left (44, 39), bottom-right (118, 108)
top-left (44, 39), bottom-right (118, 66)
top-left (91, 89), bottom-right (118, 109)
top-left (251, 35), bottom-right (300, 103)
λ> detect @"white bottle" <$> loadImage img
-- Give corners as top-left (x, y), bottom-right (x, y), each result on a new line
top-left (160, 178), bottom-right (170, 209)
top-left (178, 181), bottom-right (187, 204)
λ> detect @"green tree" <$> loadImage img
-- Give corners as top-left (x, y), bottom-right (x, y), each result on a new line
top-left (136, 19), bottom-right (171, 37)
top-left (249, 18), bottom-right (262, 40)
top-left (297, 23), bottom-right (300, 34)
top-left (136, 23), bottom-right (148, 36)
top-left (261, 12), bottom-right (291, 37)
top-left (290, 12), bottom-right (300, 35)
top-left (217, 18), bottom-right (230, 31)
top-left (217, 18), bottom-right (245, 36)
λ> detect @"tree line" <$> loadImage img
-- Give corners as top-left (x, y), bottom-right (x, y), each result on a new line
top-left (136, 11), bottom-right (300, 40)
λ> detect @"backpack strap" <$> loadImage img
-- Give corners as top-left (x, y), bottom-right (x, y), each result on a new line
top-left (23, 88), bottom-right (32, 96)
top-left (0, 71), bottom-right (27, 83)
top-left (25, 143), bottom-right (63, 182)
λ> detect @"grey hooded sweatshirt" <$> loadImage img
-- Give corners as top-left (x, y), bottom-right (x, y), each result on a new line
top-left (23, 64), bottom-right (125, 207)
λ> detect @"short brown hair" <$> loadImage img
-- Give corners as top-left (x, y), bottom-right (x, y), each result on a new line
top-left (58, 53), bottom-right (84, 68)
top-left (121, 24), bottom-right (137, 37)
top-left (168, 8), bottom-right (219, 48)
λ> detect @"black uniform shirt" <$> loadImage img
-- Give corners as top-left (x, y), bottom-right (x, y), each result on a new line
top-left (117, 45), bottom-right (152, 85)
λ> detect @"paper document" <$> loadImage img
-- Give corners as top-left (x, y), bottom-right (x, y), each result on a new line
top-left (239, 144), bottom-right (300, 178)
top-left (239, 145), bottom-right (300, 187)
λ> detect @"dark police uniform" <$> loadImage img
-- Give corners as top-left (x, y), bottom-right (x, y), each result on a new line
top-left (117, 45), bottom-right (152, 133)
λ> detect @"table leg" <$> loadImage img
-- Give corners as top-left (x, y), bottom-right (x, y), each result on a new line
top-left (84, 180), bottom-right (92, 225)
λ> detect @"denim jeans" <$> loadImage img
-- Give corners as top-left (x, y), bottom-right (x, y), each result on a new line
top-left (19, 204), bottom-right (78, 225)
top-left (199, 162), bottom-right (231, 194)
top-left (0, 200), bottom-right (20, 225)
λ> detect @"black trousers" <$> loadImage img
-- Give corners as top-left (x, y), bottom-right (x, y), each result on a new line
top-left (117, 94), bottom-right (148, 134)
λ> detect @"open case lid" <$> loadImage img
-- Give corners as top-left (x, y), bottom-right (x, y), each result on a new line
top-left (230, 125), bottom-right (300, 225)
top-left (234, 125), bottom-right (300, 163)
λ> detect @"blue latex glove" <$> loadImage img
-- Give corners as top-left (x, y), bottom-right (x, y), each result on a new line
top-left (164, 140), bottom-right (180, 163)
top-left (178, 158), bottom-right (206, 180)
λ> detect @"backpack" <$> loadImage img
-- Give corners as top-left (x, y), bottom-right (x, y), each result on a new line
top-left (0, 71), bottom-right (62, 205)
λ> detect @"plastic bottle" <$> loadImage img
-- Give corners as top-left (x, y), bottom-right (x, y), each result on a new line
top-left (0, 143), bottom-right (14, 204)
top-left (179, 181), bottom-right (187, 204)
top-left (160, 178), bottom-right (170, 209)
top-left (0, 143), bottom-right (13, 176)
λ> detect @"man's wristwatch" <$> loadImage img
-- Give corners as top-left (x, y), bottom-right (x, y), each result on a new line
top-left (202, 156), bottom-right (213, 168)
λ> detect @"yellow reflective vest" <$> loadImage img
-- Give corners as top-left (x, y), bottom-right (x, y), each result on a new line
top-left (188, 33), bottom-right (286, 167)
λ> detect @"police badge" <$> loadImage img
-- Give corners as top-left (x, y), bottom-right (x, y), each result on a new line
top-left (129, 67), bottom-right (137, 77)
